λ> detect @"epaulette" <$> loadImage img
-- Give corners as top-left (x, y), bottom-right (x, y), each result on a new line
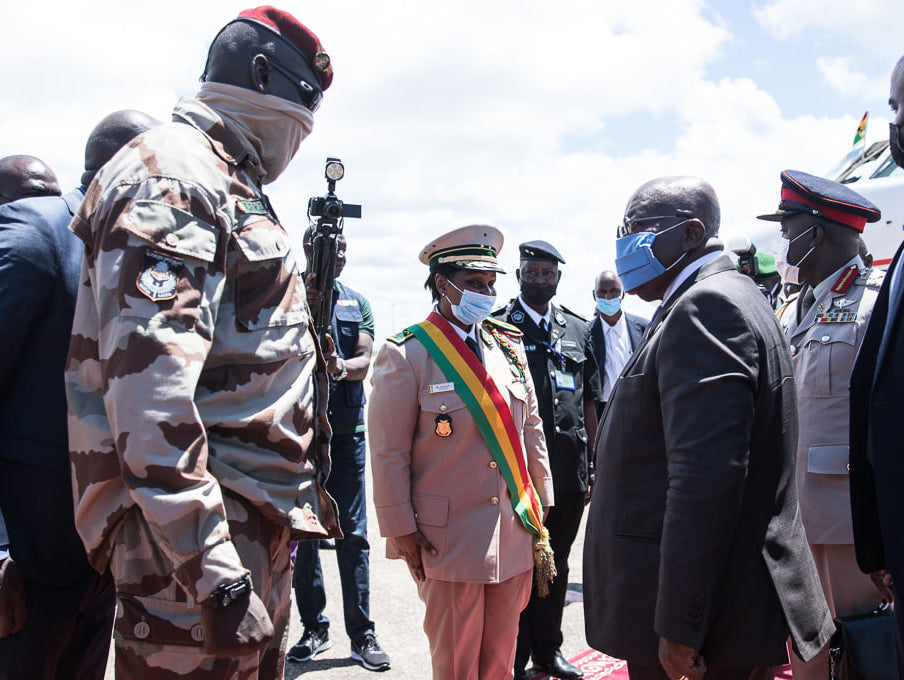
top-left (556, 303), bottom-right (589, 322)
top-left (386, 328), bottom-right (414, 345)
top-left (865, 267), bottom-right (885, 289)
top-left (484, 316), bottom-right (523, 337)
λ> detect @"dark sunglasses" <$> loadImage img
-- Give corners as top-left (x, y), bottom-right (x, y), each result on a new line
top-left (268, 57), bottom-right (323, 112)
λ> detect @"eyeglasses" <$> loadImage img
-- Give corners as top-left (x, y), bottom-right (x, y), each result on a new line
top-left (268, 57), bottom-right (323, 112)
top-left (617, 214), bottom-right (695, 238)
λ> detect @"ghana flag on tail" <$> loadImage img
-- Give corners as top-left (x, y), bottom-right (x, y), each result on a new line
top-left (408, 311), bottom-right (556, 593)
top-left (853, 111), bottom-right (868, 146)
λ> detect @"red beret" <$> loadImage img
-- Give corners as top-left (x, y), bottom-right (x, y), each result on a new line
top-left (236, 6), bottom-right (332, 91)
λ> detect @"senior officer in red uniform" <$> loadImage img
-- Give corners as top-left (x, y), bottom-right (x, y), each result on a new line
top-left (369, 225), bottom-right (554, 680)
top-left (761, 171), bottom-right (884, 680)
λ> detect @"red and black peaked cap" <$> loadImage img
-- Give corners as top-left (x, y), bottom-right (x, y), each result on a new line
top-left (756, 169), bottom-right (880, 233)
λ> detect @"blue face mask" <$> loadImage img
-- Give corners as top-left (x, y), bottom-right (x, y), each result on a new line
top-left (447, 280), bottom-right (496, 325)
top-left (615, 219), bottom-right (690, 292)
top-left (595, 296), bottom-right (622, 316)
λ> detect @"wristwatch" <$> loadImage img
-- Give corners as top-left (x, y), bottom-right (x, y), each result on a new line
top-left (335, 357), bottom-right (348, 381)
top-left (202, 574), bottom-right (253, 608)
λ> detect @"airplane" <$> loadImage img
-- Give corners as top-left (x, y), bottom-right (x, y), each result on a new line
top-left (826, 136), bottom-right (904, 268)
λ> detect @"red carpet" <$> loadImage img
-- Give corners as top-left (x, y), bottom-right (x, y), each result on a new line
top-left (527, 651), bottom-right (792, 680)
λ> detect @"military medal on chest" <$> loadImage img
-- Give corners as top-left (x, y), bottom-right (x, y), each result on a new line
top-left (816, 264), bottom-right (859, 324)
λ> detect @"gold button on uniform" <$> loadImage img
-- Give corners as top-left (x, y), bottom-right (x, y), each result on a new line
top-left (491, 496), bottom-right (499, 505)
top-left (489, 461), bottom-right (498, 469)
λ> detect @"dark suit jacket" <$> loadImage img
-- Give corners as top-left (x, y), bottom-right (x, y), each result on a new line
top-left (589, 311), bottom-right (648, 402)
top-left (0, 189), bottom-right (91, 586)
top-left (850, 241), bottom-right (904, 581)
top-left (584, 254), bottom-right (833, 667)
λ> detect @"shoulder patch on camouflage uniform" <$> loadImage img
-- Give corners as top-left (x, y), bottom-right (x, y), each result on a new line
top-left (235, 198), bottom-right (269, 215)
top-left (137, 250), bottom-right (182, 301)
top-left (387, 328), bottom-right (415, 345)
top-left (485, 316), bottom-right (523, 337)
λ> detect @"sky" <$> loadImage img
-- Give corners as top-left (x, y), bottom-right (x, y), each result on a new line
top-left (2, 0), bottom-right (903, 340)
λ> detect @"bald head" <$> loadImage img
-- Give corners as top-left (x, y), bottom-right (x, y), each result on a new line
top-left (82, 110), bottom-right (160, 188)
top-left (624, 176), bottom-right (721, 237)
top-left (0, 155), bottom-right (61, 205)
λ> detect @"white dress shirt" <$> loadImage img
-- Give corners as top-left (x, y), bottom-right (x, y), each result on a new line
top-left (600, 313), bottom-right (631, 402)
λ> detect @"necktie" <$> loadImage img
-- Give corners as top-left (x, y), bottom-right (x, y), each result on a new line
top-left (539, 319), bottom-right (548, 337)
top-left (799, 288), bottom-right (817, 323)
top-left (465, 336), bottom-right (481, 361)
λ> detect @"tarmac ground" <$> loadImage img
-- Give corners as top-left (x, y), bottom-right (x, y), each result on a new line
top-left (103, 464), bottom-right (591, 679)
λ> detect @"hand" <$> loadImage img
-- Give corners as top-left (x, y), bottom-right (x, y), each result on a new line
top-left (0, 557), bottom-right (27, 637)
top-left (392, 530), bottom-right (437, 582)
top-left (304, 272), bottom-right (324, 310)
top-left (658, 636), bottom-right (706, 680)
top-left (870, 569), bottom-right (895, 604)
top-left (585, 470), bottom-right (596, 505)
top-left (201, 590), bottom-right (274, 658)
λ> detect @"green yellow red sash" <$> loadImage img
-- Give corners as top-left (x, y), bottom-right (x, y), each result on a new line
top-left (409, 312), bottom-right (546, 537)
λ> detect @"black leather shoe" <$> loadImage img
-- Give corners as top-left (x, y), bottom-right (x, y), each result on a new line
top-left (533, 650), bottom-right (583, 679)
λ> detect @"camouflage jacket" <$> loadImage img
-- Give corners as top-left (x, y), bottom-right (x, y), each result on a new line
top-left (65, 96), bottom-right (340, 602)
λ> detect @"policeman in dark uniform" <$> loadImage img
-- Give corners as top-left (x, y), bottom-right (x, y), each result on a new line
top-left (492, 240), bottom-right (601, 680)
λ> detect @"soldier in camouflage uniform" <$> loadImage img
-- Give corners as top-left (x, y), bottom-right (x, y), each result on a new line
top-left (63, 8), bottom-right (340, 679)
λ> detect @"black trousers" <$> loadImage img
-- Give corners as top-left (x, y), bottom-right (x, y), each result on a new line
top-left (515, 490), bottom-right (586, 668)
top-left (0, 566), bottom-right (115, 680)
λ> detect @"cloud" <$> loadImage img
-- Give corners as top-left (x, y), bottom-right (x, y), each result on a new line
top-left (0, 0), bottom-right (888, 339)
top-left (753, 0), bottom-right (904, 59)
top-left (817, 56), bottom-right (890, 102)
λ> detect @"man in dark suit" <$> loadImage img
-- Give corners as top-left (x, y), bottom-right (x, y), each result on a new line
top-left (849, 52), bottom-right (904, 670)
top-left (584, 176), bottom-right (833, 680)
top-left (0, 155), bottom-right (61, 205)
top-left (0, 110), bottom-right (158, 679)
top-left (589, 269), bottom-right (648, 417)
top-left (493, 240), bottom-right (601, 680)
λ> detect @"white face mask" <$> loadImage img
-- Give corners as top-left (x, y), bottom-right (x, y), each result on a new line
top-left (775, 229), bottom-right (815, 286)
top-left (197, 82), bottom-right (314, 184)
top-left (446, 280), bottom-right (496, 326)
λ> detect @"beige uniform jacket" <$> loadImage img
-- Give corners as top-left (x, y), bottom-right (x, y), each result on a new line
top-left (368, 316), bottom-right (554, 584)
top-left (778, 260), bottom-right (883, 544)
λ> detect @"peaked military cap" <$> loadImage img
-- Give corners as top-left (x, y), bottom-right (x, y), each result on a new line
top-left (518, 240), bottom-right (565, 264)
top-left (756, 169), bottom-right (880, 232)
top-left (232, 6), bottom-right (333, 90)
top-left (420, 225), bottom-right (505, 273)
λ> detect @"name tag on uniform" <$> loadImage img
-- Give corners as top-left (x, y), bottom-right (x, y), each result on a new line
top-left (428, 382), bottom-right (455, 394)
top-left (553, 370), bottom-right (576, 390)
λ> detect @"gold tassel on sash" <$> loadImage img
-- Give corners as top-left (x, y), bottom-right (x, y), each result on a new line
top-left (533, 527), bottom-right (557, 598)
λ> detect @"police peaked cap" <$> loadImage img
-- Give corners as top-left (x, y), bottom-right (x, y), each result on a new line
top-left (756, 169), bottom-right (880, 233)
top-left (518, 240), bottom-right (565, 264)
top-left (234, 6), bottom-right (333, 90)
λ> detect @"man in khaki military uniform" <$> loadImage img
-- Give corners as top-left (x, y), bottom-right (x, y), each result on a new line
top-left (369, 225), bottom-right (554, 680)
top-left (760, 169), bottom-right (884, 680)
top-left (64, 8), bottom-right (340, 679)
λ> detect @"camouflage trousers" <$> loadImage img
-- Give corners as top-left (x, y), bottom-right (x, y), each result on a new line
top-left (110, 489), bottom-right (292, 679)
